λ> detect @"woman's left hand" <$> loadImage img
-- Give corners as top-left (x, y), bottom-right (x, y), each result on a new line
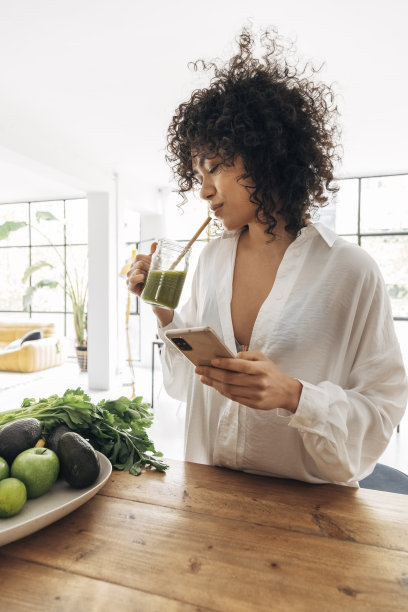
top-left (195, 351), bottom-right (302, 413)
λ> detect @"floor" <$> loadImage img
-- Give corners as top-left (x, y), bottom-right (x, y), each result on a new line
top-left (0, 359), bottom-right (407, 475)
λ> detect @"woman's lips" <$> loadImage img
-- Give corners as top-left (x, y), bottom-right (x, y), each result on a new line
top-left (211, 203), bottom-right (223, 216)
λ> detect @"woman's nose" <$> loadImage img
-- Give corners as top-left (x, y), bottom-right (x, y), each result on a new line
top-left (200, 176), bottom-right (216, 201)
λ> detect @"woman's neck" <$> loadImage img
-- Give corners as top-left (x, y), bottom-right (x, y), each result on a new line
top-left (242, 216), bottom-right (296, 254)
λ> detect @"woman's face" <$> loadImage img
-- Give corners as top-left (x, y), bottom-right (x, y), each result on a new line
top-left (192, 155), bottom-right (257, 231)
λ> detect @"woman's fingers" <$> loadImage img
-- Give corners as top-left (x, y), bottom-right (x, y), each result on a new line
top-left (126, 260), bottom-right (147, 295)
top-left (196, 366), bottom-right (254, 387)
top-left (126, 242), bottom-right (157, 296)
top-left (128, 257), bottom-right (150, 274)
top-left (208, 352), bottom-right (268, 375)
top-left (199, 374), bottom-right (257, 399)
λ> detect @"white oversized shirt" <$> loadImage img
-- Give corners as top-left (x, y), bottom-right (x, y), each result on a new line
top-left (158, 223), bottom-right (408, 486)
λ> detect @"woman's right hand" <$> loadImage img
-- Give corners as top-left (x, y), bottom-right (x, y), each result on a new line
top-left (126, 242), bottom-right (157, 297)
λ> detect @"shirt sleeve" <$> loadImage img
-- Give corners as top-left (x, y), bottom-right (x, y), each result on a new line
top-left (288, 273), bottom-right (408, 484)
top-left (156, 258), bottom-right (202, 401)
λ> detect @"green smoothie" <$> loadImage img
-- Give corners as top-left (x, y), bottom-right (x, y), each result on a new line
top-left (141, 269), bottom-right (187, 309)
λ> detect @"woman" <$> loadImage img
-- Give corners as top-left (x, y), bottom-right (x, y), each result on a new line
top-left (128, 28), bottom-right (407, 486)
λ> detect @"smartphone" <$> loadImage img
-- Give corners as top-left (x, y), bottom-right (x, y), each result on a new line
top-left (165, 326), bottom-right (235, 366)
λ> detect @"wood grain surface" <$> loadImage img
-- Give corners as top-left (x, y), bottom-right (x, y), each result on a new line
top-left (0, 458), bottom-right (407, 612)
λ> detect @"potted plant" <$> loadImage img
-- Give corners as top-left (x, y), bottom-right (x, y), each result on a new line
top-left (0, 212), bottom-right (88, 371)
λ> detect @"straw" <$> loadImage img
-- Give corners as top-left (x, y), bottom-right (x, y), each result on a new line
top-left (169, 216), bottom-right (211, 270)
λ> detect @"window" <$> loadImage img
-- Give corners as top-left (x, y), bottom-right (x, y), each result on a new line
top-left (316, 174), bottom-right (408, 368)
top-left (0, 198), bottom-right (88, 342)
top-left (324, 174), bottom-right (408, 321)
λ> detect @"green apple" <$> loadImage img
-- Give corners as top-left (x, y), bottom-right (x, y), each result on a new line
top-left (0, 456), bottom-right (9, 481)
top-left (11, 448), bottom-right (59, 499)
top-left (0, 478), bottom-right (27, 518)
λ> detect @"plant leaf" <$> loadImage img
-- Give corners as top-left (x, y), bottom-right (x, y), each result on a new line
top-left (37, 280), bottom-right (59, 289)
top-left (22, 287), bottom-right (36, 311)
top-left (22, 280), bottom-right (59, 310)
top-left (0, 220), bottom-right (27, 240)
top-left (35, 211), bottom-right (59, 222)
top-left (22, 261), bottom-right (54, 283)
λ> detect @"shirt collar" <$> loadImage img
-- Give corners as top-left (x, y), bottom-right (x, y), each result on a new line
top-left (305, 222), bottom-right (338, 247)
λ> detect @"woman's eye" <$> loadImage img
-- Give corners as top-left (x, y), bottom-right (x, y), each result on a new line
top-left (209, 164), bottom-right (220, 174)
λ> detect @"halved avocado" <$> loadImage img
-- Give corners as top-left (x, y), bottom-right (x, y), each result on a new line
top-left (0, 418), bottom-right (43, 464)
top-left (58, 432), bottom-right (100, 488)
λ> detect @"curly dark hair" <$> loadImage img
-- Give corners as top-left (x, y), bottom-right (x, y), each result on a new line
top-left (166, 27), bottom-right (341, 237)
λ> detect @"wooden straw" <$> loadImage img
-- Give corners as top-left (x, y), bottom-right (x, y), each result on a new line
top-left (169, 216), bottom-right (211, 270)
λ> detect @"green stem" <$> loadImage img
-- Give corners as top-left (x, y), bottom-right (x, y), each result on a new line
top-left (31, 224), bottom-right (77, 295)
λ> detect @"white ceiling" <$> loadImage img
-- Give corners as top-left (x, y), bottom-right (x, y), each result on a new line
top-left (0, 0), bottom-right (407, 207)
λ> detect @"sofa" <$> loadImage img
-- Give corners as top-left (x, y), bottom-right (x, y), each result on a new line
top-left (0, 320), bottom-right (65, 373)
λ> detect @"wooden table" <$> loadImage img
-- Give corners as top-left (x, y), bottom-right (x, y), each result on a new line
top-left (0, 458), bottom-right (407, 611)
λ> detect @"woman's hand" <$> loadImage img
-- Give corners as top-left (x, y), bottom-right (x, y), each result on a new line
top-left (126, 242), bottom-right (157, 297)
top-left (126, 242), bottom-right (174, 327)
top-left (195, 351), bottom-right (302, 413)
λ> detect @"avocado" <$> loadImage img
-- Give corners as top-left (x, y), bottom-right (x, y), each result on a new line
top-left (0, 418), bottom-right (43, 464)
top-left (46, 424), bottom-right (72, 454)
top-left (58, 432), bottom-right (100, 488)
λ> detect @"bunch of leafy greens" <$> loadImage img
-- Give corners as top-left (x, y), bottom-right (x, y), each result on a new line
top-left (0, 388), bottom-right (168, 475)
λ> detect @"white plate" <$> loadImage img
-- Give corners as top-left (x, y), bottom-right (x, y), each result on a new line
top-left (0, 451), bottom-right (112, 546)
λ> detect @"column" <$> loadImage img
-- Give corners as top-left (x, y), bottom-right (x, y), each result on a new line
top-left (87, 191), bottom-right (117, 389)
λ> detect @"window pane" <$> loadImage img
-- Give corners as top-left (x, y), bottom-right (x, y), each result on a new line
top-left (66, 245), bottom-right (88, 311)
top-left (65, 199), bottom-right (88, 244)
top-left (341, 234), bottom-right (358, 244)
top-left (30, 200), bottom-right (65, 246)
top-left (334, 179), bottom-right (359, 234)
top-left (0, 312), bottom-right (31, 322)
top-left (0, 247), bottom-right (29, 310)
top-left (30, 246), bottom-right (65, 311)
top-left (314, 200), bottom-right (335, 231)
top-left (361, 236), bottom-right (408, 318)
top-left (0, 202), bottom-right (29, 246)
top-left (360, 175), bottom-right (408, 233)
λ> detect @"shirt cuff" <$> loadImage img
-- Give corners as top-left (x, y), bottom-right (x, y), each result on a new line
top-left (288, 379), bottom-right (330, 433)
top-left (156, 312), bottom-right (186, 348)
